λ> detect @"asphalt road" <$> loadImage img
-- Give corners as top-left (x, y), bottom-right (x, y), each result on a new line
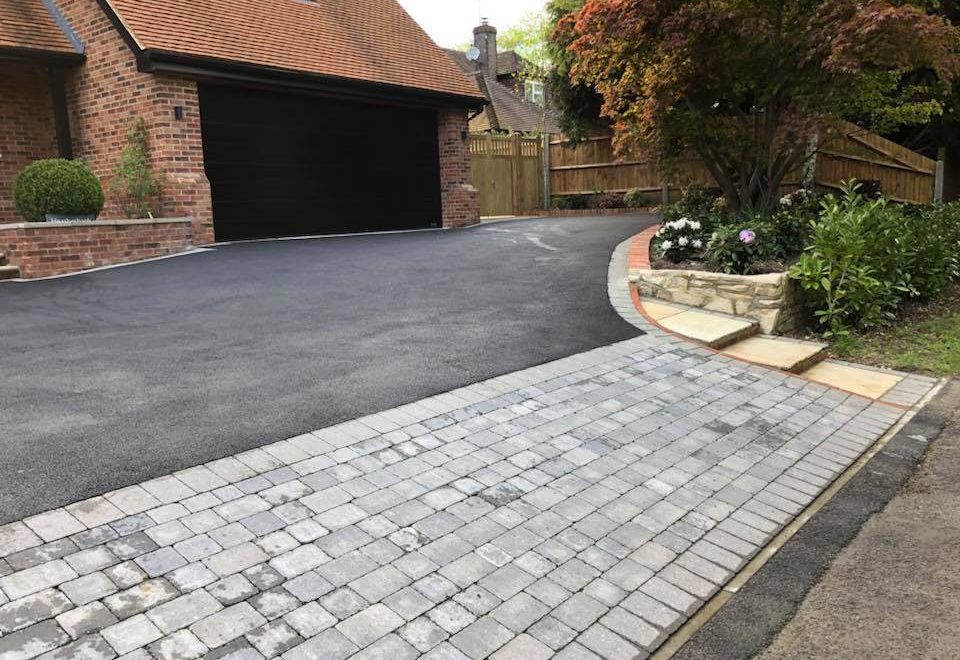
top-left (0, 215), bottom-right (653, 523)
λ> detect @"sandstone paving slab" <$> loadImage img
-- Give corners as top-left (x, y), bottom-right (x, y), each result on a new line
top-left (722, 336), bottom-right (827, 374)
top-left (639, 301), bottom-right (685, 322)
top-left (658, 310), bottom-right (758, 349)
top-left (804, 361), bottom-right (903, 400)
top-left (0, 254), bottom-right (939, 659)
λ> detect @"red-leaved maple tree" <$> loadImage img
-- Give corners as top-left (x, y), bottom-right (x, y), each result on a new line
top-left (555, 0), bottom-right (960, 212)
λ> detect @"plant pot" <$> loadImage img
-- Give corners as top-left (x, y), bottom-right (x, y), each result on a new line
top-left (43, 214), bottom-right (97, 223)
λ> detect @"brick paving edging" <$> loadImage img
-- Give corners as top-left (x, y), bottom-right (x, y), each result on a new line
top-left (0, 238), bottom-right (941, 660)
top-left (617, 227), bottom-right (936, 410)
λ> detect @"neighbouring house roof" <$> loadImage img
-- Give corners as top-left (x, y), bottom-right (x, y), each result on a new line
top-left (102, 0), bottom-right (483, 104)
top-left (0, 0), bottom-right (81, 59)
top-left (497, 51), bottom-right (523, 77)
top-left (445, 49), bottom-right (560, 134)
top-left (447, 48), bottom-right (526, 80)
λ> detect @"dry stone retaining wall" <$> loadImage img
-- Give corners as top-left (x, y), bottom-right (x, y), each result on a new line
top-left (631, 268), bottom-right (810, 334)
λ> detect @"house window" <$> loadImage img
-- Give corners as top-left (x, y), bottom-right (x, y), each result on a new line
top-left (525, 80), bottom-right (545, 107)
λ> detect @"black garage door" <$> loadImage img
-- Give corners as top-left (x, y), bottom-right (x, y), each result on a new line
top-left (199, 85), bottom-right (442, 241)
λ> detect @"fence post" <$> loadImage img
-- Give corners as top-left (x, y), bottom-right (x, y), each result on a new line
top-left (935, 147), bottom-right (946, 203)
top-left (542, 134), bottom-right (551, 209)
top-left (511, 133), bottom-right (522, 215)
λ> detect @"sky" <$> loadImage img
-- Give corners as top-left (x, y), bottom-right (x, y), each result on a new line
top-left (397, 0), bottom-right (547, 48)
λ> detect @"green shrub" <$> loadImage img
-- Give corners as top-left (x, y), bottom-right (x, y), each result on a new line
top-left (789, 182), bottom-right (910, 336)
top-left (654, 217), bottom-right (707, 263)
top-left (595, 192), bottom-right (625, 209)
top-left (706, 219), bottom-right (780, 274)
top-left (661, 184), bottom-right (722, 225)
top-left (772, 189), bottom-right (819, 256)
top-left (624, 188), bottom-right (655, 207)
top-left (900, 201), bottom-right (960, 300)
top-left (702, 192), bottom-right (817, 275)
top-left (110, 117), bottom-right (164, 219)
top-left (13, 159), bottom-right (104, 222)
top-left (553, 194), bottom-right (589, 209)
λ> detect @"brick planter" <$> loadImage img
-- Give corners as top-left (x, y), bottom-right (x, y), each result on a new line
top-left (628, 226), bottom-right (811, 334)
top-left (0, 218), bottom-right (195, 279)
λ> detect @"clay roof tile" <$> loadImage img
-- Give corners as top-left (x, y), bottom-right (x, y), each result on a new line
top-left (0, 0), bottom-right (77, 55)
top-left (106, 0), bottom-right (483, 101)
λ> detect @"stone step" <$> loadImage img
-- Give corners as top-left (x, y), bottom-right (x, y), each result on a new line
top-left (722, 335), bottom-right (829, 374)
top-left (656, 307), bottom-right (760, 349)
top-left (0, 265), bottom-right (21, 281)
top-left (803, 360), bottom-right (903, 399)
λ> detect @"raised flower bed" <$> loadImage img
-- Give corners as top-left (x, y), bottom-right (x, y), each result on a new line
top-left (629, 225), bottom-right (810, 333)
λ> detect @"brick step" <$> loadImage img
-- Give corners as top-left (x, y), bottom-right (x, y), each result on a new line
top-left (0, 265), bottom-right (21, 281)
top-left (722, 335), bottom-right (829, 374)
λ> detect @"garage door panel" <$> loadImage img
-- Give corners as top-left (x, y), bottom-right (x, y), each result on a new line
top-left (199, 85), bottom-right (442, 240)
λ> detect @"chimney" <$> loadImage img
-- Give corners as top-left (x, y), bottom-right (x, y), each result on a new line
top-left (473, 19), bottom-right (497, 80)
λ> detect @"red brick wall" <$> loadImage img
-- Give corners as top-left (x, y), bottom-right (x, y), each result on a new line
top-left (437, 110), bottom-right (480, 228)
top-left (0, 220), bottom-right (195, 278)
top-left (0, 62), bottom-right (59, 224)
top-left (56, 0), bottom-right (215, 244)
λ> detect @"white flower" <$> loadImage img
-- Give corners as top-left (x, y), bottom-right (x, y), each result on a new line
top-left (661, 240), bottom-right (674, 251)
top-left (693, 239), bottom-right (703, 248)
top-left (689, 220), bottom-right (702, 230)
top-left (780, 195), bottom-right (792, 206)
top-left (678, 237), bottom-right (689, 247)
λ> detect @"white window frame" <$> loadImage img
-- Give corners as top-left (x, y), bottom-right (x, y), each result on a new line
top-left (525, 79), bottom-right (545, 107)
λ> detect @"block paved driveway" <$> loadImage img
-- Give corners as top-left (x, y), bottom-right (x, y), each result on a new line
top-left (0, 216), bottom-right (652, 524)
top-left (0, 233), bottom-right (934, 659)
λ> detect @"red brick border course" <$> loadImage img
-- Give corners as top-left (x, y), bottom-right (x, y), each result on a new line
top-left (521, 207), bottom-right (659, 218)
top-left (0, 218), bottom-right (196, 279)
top-left (628, 224), bottom-right (659, 269)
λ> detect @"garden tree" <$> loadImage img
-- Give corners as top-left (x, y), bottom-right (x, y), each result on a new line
top-left (498, 11), bottom-right (552, 70)
top-left (552, 0), bottom-right (960, 212)
top-left (545, 0), bottom-right (603, 143)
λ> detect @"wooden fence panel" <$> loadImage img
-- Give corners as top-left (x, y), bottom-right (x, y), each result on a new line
top-left (815, 121), bottom-right (936, 203)
top-left (549, 136), bottom-right (666, 196)
top-left (470, 134), bottom-right (544, 216)
top-left (549, 124), bottom-right (935, 204)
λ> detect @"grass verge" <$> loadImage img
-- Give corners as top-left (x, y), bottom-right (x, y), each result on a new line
top-left (831, 285), bottom-right (960, 377)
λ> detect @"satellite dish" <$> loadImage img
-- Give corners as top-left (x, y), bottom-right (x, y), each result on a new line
top-left (466, 46), bottom-right (481, 62)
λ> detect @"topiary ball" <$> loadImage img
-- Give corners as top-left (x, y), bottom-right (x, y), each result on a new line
top-left (13, 159), bottom-right (105, 222)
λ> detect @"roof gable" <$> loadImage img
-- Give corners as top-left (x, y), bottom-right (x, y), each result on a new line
top-left (445, 48), bottom-right (558, 134)
top-left (104, 0), bottom-right (482, 102)
top-left (0, 0), bottom-right (79, 57)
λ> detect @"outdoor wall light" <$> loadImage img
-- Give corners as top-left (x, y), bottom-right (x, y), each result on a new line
top-left (174, 106), bottom-right (184, 120)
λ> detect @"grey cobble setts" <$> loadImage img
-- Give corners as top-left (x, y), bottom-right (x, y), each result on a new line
top-left (0, 247), bottom-right (937, 659)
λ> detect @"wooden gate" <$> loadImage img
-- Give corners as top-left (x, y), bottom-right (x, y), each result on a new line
top-left (470, 134), bottom-right (544, 216)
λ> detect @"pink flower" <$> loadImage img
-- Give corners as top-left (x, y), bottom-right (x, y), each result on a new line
top-left (739, 229), bottom-right (756, 244)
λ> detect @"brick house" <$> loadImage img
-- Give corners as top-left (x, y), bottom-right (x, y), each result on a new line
top-left (446, 22), bottom-right (560, 135)
top-left (0, 0), bottom-right (484, 276)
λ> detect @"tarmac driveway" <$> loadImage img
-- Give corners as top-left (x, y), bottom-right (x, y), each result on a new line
top-left (0, 215), bottom-right (655, 523)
